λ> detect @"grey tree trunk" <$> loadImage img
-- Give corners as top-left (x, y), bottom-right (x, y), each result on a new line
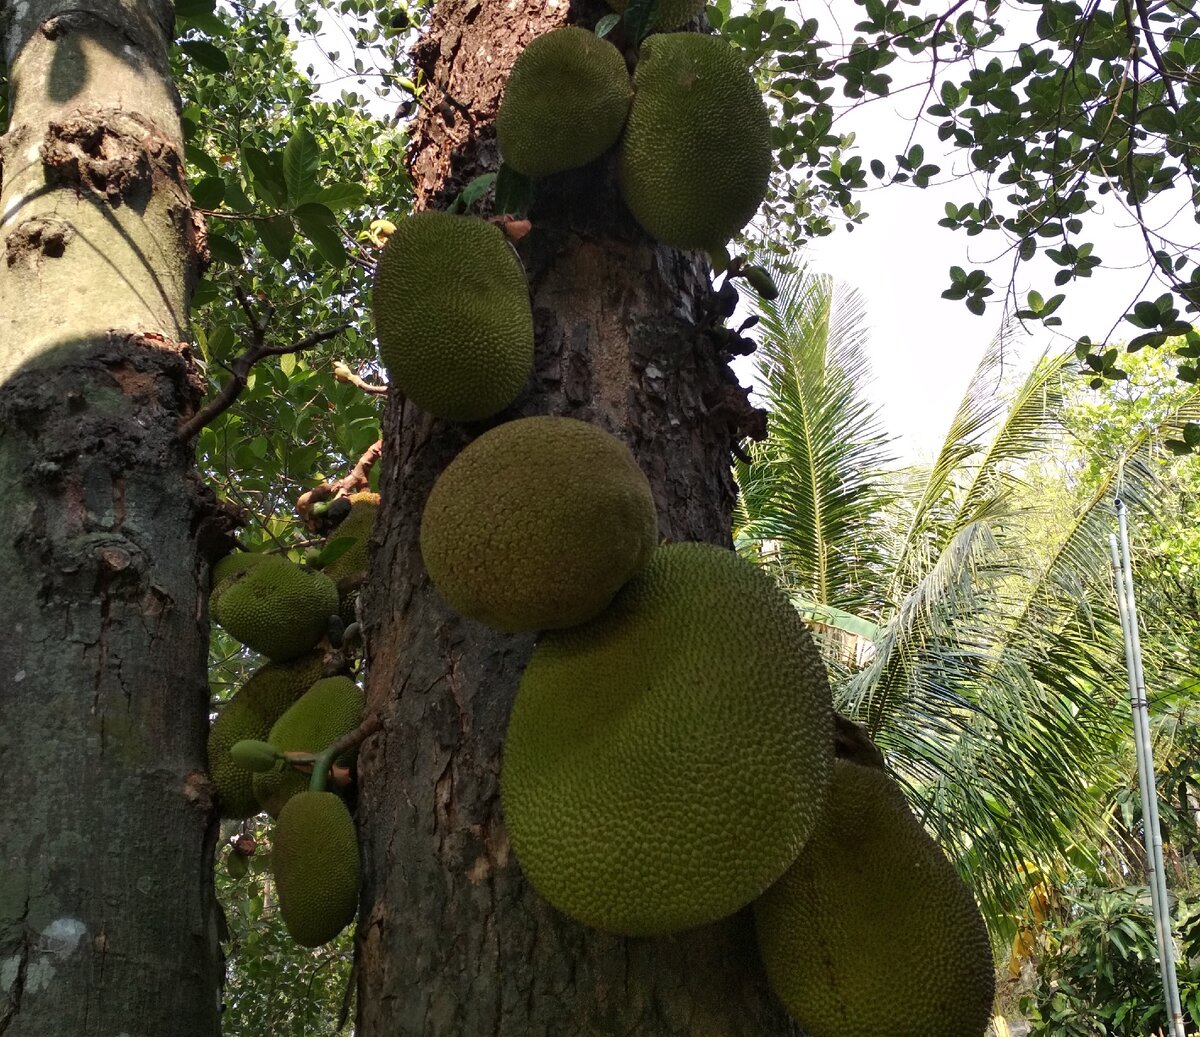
top-left (0, 3), bottom-right (221, 1034)
top-left (356, 3), bottom-right (795, 1033)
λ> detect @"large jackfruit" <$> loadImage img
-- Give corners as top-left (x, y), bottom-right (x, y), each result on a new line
top-left (254, 676), bottom-right (365, 817)
top-left (206, 653), bottom-right (326, 818)
top-left (618, 33), bottom-right (772, 250)
top-left (497, 27), bottom-right (633, 178)
top-left (501, 542), bottom-right (833, 935)
top-left (272, 790), bottom-right (360, 946)
top-left (420, 416), bottom-right (657, 632)
top-left (754, 759), bottom-right (995, 1037)
top-left (372, 212), bottom-right (534, 422)
top-left (212, 556), bottom-right (338, 661)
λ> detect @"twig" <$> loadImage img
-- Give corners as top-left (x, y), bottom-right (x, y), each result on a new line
top-left (333, 361), bottom-right (389, 395)
top-left (296, 439), bottom-right (384, 527)
top-left (180, 326), bottom-right (346, 439)
top-left (329, 712), bottom-right (384, 758)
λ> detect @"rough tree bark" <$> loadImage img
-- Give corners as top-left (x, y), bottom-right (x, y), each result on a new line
top-left (0, 3), bottom-right (222, 1034)
top-left (357, 2), bottom-right (795, 1033)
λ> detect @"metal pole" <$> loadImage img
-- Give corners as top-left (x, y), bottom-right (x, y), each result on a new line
top-left (1112, 498), bottom-right (1187, 1037)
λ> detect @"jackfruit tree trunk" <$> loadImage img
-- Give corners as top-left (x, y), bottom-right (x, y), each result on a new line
top-left (356, 2), bottom-right (796, 1033)
top-left (0, 4), bottom-right (221, 1036)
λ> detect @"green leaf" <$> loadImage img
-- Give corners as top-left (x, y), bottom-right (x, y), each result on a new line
top-left (191, 176), bottom-right (225, 209)
top-left (240, 146), bottom-right (287, 208)
top-left (175, 0), bottom-right (216, 15)
top-left (625, 0), bottom-right (662, 45)
top-left (494, 163), bottom-right (534, 218)
top-left (257, 214), bottom-right (295, 263)
top-left (452, 172), bottom-right (497, 213)
top-left (179, 40), bottom-right (230, 74)
top-left (308, 181), bottom-right (368, 210)
top-left (294, 203), bottom-right (347, 267)
top-left (207, 233), bottom-right (243, 267)
top-left (283, 127), bottom-right (322, 206)
top-left (595, 13), bottom-right (620, 37)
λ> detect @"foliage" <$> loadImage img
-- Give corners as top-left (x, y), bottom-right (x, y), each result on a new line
top-left (1023, 884), bottom-right (1200, 1036)
top-left (715, 0), bottom-right (1200, 396)
top-left (215, 816), bottom-right (354, 1036)
top-left (735, 263), bottom-right (1200, 932)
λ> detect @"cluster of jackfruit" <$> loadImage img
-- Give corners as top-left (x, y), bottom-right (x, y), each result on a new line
top-left (493, 26), bottom-right (771, 250)
top-left (207, 490), bottom-right (379, 948)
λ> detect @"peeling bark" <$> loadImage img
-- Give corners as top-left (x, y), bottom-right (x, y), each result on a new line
top-left (357, 2), bottom-right (788, 1034)
top-left (0, 4), bottom-right (222, 1035)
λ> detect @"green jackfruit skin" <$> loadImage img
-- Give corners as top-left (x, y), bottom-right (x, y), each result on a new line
top-left (209, 551), bottom-right (269, 613)
top-left (420, 417), bottom-right (657, 633)
top-left (322, 492), bottom-right (380, 584)
top-left (212, 556), bottom-right (338, 662)
top-left (206, 653), bottom-right (326, 819)
top-left (753, 760), bottom-right (995, 1037)
top-left (618, 34), bottom-right (772, 250)
top-left (497, 27), bottom-right (633, 178)
top-left (272, 791), bottom-right (360, 947)
top-left (372, 212), bottom-right (534, 422)
top-left (501, 542), bottom-right (834, 936)
top-left (605, 0), bottom-right (705, 30)
top-left (254, 676), bottom-right (365, 817)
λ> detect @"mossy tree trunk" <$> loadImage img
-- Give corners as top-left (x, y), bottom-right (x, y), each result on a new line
top-left (0, 3), bottom-right (222, 1035)
top-left (356, 3), bottom-right (795, 1033)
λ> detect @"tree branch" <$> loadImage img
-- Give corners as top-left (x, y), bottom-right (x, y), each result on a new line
top-left (178, 324), bottom-right (347, 440)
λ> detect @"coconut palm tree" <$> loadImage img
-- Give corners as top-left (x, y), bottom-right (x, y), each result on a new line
top-left (735, 264), bottom-right (1200, 926)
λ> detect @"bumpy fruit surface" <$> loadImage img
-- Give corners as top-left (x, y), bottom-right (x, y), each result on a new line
top-left (754, 759), bottom-right (995, 1037)
top-left (618, 34), bottom-right (771, 250)
top-left (604, 0), bottom-right (705, 29)
top-left (372, 212), bottom-right (533, 422)
top-left (272, 791), bottom-right (360, 947)
top-left (254, 676), bottom-right (365, 817)
top-left (321, 492), bottom-right (380, 584)
top-left (420, 417), bottom-right (657, 632)
top-left (212, 556), bottom-right (338, 661)
top-left (501, 542), bottom-right (833, 935)
top-left (206, 653), bottom-right (326, 818)
top-left (497, 27), bottom-right (632, 177)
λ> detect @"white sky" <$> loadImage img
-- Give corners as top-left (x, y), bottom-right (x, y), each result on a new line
top-left (286, 0), bottom-right (1197, 461)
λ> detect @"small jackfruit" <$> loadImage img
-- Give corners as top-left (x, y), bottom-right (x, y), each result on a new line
top-left (753, 759), bottom-right (995, 1037)
top-left (618, 33), bottom-right (772, 250)
top-left (420, 417), bottom-right (657, 632)
top-left (604, 0), bottom-right (705, 30)
top-left (229, 739), bottom-right (283, 773)
top-left (501, 541), bottom-right (833, 935)
top-left (372, 211), bottom-right (534, 422)
top-left (212, 556), bottom-right (338, 662)
top-left (272, 791), bottom-right (360, 946)
top-left (206, 653), bottom-right (326, 818)
top-left (254, 676), bottom-right (365, 817)
top-left (321, 492), bottom-right (380, 584)
top-left (497, 27), bottom-right (633, 178)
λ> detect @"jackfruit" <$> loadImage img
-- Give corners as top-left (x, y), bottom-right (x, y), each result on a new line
top-left (372, 211), bottom-right (534, 422)
top-left (206, 653), bottom-right (326, 818)
top-left (420, 416), bottom-right (657, 632)
top-left (617, 33), bottom-right (772, 250)
top-left (272, 790), bottom-right (360, 946)
top-left (254, 676), bottom-right (365, 817)
top-left (501, 541), bottom-right (833, 935)
top-left (604, 0), bottom-right (705, 30)
top-left (496, 27), bottom-right (633, 178)
top-left (209, 551), bottom-right (269, 612)
top-left (212, 556), bottom-right (338, 661)
top-left (753, 759), bottom-right (995, 1037)
top-left (321, 492), bottom-right (380, 584)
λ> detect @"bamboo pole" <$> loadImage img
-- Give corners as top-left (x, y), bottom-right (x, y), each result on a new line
top-left (1110, 498), bottom-right (1186, 1037)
